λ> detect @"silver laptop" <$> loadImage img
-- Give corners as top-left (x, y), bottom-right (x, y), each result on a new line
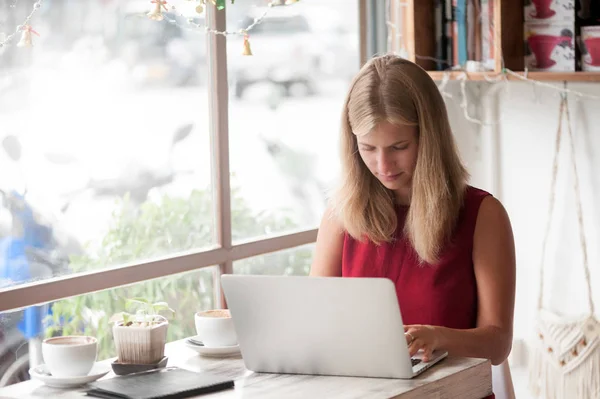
top-left (221, 275), bottom-right (447, 379)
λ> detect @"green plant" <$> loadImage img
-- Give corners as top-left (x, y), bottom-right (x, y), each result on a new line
top-left (110, 298), bottom-right (175, 327)
top-left (46, 185), bottom-right (313, 360)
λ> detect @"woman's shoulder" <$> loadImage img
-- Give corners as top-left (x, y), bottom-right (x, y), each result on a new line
top-left (465, 185), bottom-right (492, 200)
top-left (463, 185), bottom-right (494, 211)
top-left (318, 206), bottom-right (346, 238)
top-left (457, 185), bottom-right (498, 230)
top-left (464, 186), bottom-right (510, 227)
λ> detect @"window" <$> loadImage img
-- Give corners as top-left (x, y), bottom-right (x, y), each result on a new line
top-left (0, 0), bottom-right (362, 387)
top-left (0, 0), bottom-right (214, 289)
top-left (234, 244), bottom-right (315, 276)
top-left (227, 0), bottom-right (359, 241)
top-left (0, 267), bottom-right (215, 384)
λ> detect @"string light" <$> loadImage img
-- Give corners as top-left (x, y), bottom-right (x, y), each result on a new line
top-left (458, 71), bottom-right (507, 126)
top-left (0, 0), bottom-right (286, 54)
top-left (405, 56), bottom-right (509, 126)
top-left (0, 0), bottom-right (43, 49)
top-left (148, 0), bottom-right (285, 55)
top-left (503, 69), bottom-right (600, 101)
top-left (166, 2), bottom-right (273, 37)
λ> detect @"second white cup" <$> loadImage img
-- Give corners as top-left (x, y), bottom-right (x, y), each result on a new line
top-left (194, 309), bottom-right (237, 347)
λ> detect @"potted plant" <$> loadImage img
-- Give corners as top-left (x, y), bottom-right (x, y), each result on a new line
top-left (110, 298), bottom-right (175, 365)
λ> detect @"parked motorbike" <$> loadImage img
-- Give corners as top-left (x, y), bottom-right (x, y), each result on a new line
top-left (0, 135), bottom-right (74, 386)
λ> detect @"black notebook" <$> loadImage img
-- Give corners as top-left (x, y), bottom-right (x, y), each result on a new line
top-left (86, 367), bottom-right (235, 399)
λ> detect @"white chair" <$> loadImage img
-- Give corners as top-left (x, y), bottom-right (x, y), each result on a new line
top-left (492, 360), bottom-right (516, 399)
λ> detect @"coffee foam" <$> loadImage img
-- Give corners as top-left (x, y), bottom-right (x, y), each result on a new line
top-left (45, 336), bottom-right (96, 346)
top-left (197, 309), bottom-right (231, 318)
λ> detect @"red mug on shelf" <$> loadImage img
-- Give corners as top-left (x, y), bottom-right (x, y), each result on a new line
top-left (531, 0), bottom-right (556, 19)
top-left (527, 35), bottom-right (571, 68)
top-left (583, 37), bottom-right (600, 66)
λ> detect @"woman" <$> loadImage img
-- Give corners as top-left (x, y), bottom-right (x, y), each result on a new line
top-left (310, 55), bottom-right (516, 371)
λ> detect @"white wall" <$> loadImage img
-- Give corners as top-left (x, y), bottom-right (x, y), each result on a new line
top-left (444, 81), bottom-right (600, 347)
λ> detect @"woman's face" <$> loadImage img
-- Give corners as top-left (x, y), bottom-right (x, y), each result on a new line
top-left (357, 121), bottom-right (419, 195)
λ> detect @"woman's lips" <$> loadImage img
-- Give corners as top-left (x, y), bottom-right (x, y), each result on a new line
top-left (379, 173), bottom-right (401, 182)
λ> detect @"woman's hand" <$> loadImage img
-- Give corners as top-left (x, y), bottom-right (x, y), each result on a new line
top-left (404, 324), bottom-right (443, 362)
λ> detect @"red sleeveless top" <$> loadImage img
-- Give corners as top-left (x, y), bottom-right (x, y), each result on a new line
top-left (342, 186), bottom-right (490, 329)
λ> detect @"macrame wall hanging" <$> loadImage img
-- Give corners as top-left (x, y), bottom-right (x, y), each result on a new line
top-left (528, 91), bottom-right (600, 399)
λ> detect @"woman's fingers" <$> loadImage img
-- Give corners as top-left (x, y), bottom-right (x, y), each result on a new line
top-left (422, 346), bottom-right (434, 362)
top-left (408, 338), bottom-right (435, 360)
top-left (404, 325), bottom-right (438, 361)
top-left (408, 338), bottom-right (423, 357)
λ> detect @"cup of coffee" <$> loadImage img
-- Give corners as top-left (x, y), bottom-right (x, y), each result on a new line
top-left (194, 309), bottom-right (237, 347)
top-left (42, 336), bottom-right (98, 378)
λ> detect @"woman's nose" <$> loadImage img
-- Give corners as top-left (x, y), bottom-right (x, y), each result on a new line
top-left (377, 152), bottom-right (396, 175)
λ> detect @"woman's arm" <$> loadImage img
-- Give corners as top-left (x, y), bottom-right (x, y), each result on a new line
top-left (405, 196), bottom-right (516, 365)
top-left (309, 207), bottom-right (345, 277)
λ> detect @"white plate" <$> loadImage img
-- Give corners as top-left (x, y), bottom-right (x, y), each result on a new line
top-left (185, 338), bottom-right (241, 358)
top-left (29, 363), bottom-right (110, 388)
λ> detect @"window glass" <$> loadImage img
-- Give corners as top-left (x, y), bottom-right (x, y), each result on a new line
top-left (227, 0), bottom-right (359, 241)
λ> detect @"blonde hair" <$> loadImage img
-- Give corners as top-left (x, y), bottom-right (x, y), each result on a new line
top-left (333, 55), bottom-right (469, 264)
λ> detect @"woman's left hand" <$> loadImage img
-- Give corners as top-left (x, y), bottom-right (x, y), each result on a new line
top-left (404, 324), bottom-right (443, 362)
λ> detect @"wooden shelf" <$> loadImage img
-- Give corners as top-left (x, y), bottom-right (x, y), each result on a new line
top-left (393, 0), bottom-right (600, 82)
top-left (393, 0), bottom-right (521, 73)
top-left (395, 0), bottom-right (600, 82)
top-left (427, 71), bottom-right (600, 82)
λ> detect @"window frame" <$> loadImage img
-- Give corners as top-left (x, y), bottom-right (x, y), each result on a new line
top-left (0, 0), bottom-right (369, 313)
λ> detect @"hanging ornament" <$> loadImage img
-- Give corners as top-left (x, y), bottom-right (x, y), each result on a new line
top-left (147, 0), bottom-right (168, 21)
top-left (242, 34), bottom-right (252, 56)
top-left (195, 0), bottom-right (207, 13)
top-left (16, 25), bottom-right (40, 48)
top-left (215, 0), bottom-right (226, 10)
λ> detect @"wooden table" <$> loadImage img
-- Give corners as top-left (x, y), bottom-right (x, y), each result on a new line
top-left (0, 340), bottom-right (493, 399)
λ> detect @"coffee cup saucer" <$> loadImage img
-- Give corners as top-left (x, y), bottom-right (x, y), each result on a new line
top-left (185, 336), bottom-right (241, 358)
top-left (29, 363), bottom-right (110, 388)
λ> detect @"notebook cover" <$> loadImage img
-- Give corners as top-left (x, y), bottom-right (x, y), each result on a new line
top-left (86, 367), bottom-right (235, 399)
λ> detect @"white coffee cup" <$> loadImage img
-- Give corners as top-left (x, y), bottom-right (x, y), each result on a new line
top-left (194, 309), bottom-right (237, 347)
top-left (42, 336), bottom-right (98, 378)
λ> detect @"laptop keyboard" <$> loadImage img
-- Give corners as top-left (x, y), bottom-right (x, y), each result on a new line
top-left (411, 358), bottom-right (422, 367)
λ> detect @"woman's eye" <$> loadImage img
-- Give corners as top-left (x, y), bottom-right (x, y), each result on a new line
top-left (393, 145), bottom-right (409, 151)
